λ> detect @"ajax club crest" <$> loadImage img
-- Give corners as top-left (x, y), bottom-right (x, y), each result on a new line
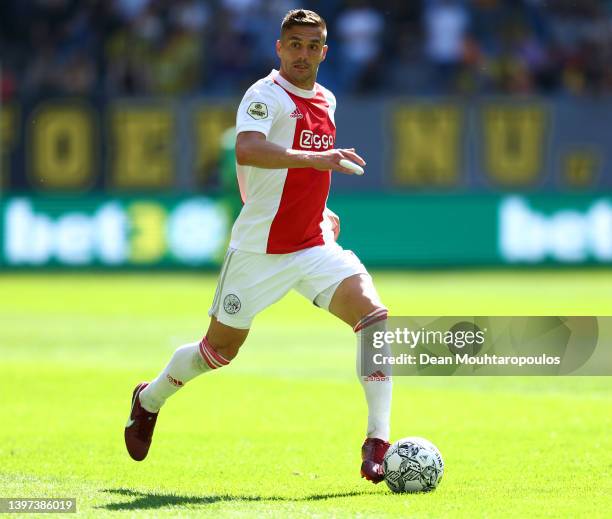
top-left (224, 294), bottom-right (241, 314)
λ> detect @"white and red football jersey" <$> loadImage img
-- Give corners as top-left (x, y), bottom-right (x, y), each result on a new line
top-left (230, 69), bottom-right (337, 254)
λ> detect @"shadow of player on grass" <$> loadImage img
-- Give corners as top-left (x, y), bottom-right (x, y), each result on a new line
top-left (99, 488), bottom-right (373, 511)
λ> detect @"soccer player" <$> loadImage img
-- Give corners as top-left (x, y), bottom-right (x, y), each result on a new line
top-left (125, 9), bottom-right (392, 484)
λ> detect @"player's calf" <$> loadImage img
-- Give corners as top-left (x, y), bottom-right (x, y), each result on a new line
top-left (125, 337), bottom-right (233, 461)
top-left (354, 308), bottom-right (392, 441)
top-left (138, 338), bottom-right (231, 414)
top-left (354, 308), bottom-right (393, 482)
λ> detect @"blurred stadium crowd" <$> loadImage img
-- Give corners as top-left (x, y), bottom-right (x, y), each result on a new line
top-left (1, 0), bottom-right (611, 99)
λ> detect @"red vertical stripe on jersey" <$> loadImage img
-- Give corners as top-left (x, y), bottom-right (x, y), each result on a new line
top-left (266, 86), bottom-right (335, 254)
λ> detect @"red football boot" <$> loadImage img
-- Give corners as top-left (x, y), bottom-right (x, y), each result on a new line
top-left (124, 382), bottom-right (158, 461)
top-left (361, 437), bottom-right (391, 483)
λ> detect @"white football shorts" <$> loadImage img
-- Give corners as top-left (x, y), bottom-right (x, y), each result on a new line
top-left (208, 242), bottom-right (368, 329)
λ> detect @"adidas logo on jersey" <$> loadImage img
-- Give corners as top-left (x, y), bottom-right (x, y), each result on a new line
top-left (290, 108), bottom-right (303, 119)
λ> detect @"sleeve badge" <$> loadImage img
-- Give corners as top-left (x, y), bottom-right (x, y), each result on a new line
top-left (247, 102), bottom-right (268, 120)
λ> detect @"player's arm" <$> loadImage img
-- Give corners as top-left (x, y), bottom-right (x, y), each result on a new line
top-left (235, 131), bottom-right (365, 175)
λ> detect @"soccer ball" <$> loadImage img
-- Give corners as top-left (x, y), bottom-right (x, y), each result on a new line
top-left (383, 437), bottom-right (444, 493)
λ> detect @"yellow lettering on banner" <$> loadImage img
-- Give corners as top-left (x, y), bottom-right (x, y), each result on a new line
top-left (29, 103), bottom-right (94, 189)
top-left (393, 105), bottom-right (461, 187)
top-left (111, 107), bottom-right (174, 189)
top-left (193, 106), bottom-right (234, 185)
top-left (483, 105), bottom-right (546, 186)
top-left (0, 104), bottom-right (18, 188)
top-left (129, 202), bottom-right (167, 263)
top-left (564, 150), bottom-right (598, 188)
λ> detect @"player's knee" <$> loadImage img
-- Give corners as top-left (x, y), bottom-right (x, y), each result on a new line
top-left (205, 335), bottom-right (246, 361)
top-left (205, 317), bottom-right (249, 360)
top-left (354, 305), bottom-right (388, 332)
top-left (364, 305), bottom-right (388, 321)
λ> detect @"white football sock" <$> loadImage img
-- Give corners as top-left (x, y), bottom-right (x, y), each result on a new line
top-left (139, 338), bottom-right (229, 413)
top-left (355, 309), bottom-right (392, 441)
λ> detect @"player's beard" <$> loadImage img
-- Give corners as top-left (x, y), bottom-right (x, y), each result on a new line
top-left (289, 62), bottom-right (316, 88)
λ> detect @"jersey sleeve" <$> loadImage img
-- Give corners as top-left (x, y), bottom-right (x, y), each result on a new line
top-left (236, 82), bottom-right (281, 138)
top-left (327, 90), bottom-right (337, 113)
top-left (320, 86), bottom-right (337, 126)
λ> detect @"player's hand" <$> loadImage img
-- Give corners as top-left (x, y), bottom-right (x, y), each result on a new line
top-left (310, 148), bottom-right (366, 174)
top-left (325, 208), bottom-right (340, 240)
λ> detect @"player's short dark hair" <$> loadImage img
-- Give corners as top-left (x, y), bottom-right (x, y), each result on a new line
top-left (281, 9), bottom-right (327, 41)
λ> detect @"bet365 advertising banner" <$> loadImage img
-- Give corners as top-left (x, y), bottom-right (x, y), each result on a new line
top-left (329, 193), bottom-right (612, 267)
top-left (0, 196), bottom-right (232, 268)
top-left (0, 194), bottom-right (611, 268)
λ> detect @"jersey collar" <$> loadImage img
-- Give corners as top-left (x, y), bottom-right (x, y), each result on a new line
top-left (270, 69), bottom-right (317, 98)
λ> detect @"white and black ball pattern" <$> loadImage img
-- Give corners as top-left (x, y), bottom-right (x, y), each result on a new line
top-left (383, 437), bottom-right (444, 493)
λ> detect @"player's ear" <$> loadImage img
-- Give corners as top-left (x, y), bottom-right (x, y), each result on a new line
top-left (321, 45), bottom-right (328, 62)
top-left (275, 39), bottom-right (281, 58)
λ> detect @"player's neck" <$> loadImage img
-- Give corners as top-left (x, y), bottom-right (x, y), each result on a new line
top-left (278, 69), bottom-right (315, 91)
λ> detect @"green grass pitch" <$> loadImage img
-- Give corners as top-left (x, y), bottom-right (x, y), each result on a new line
top-left (1, 271), bottom-right (611, 518)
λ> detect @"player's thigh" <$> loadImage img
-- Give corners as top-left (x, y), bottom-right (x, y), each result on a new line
top-left (209, 248), bottom-right (298, 330)
top-left (294, 243), bottom-right (382, 327)
top-left (328, 273), bottom-right (385, 328)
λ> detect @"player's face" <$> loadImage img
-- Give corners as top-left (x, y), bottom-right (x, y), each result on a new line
top-left (276, 25), bottom-right (327, 89)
